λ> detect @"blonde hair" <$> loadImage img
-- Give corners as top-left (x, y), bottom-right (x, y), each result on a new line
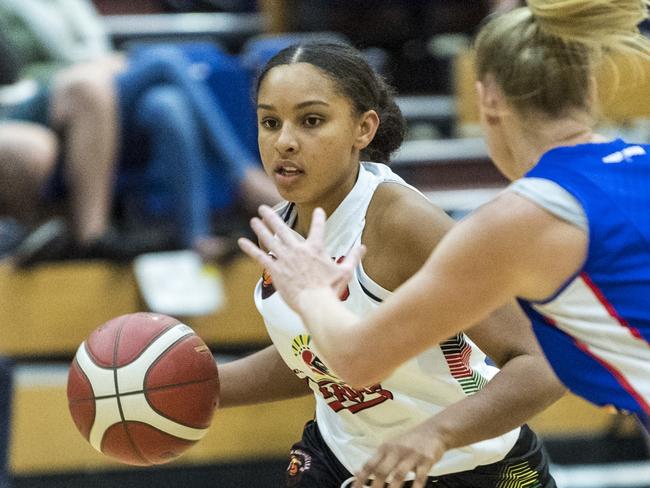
top-left (474, 0), bottom-right (650, 118)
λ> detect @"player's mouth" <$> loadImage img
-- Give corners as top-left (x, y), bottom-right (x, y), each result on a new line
top-left (274, 162), bottom-right (304, 184)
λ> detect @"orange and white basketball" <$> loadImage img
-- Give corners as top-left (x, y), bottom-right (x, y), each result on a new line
top-left (67, 312), bottom-right (219, 466)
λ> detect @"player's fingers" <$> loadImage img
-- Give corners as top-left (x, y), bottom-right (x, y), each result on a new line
top-left (411, 459), bottom-right (434, 488)
top-left (249, 217), bottom-right (286, 255)
top-left (385, 456), bottom-right (418, 488)
top-left (237, 237), bottom-right (275, 269)
top-left (353, 451), bottom-right (387, 488)
top-left (344, 244), bottom-right (366, 271)
top-left (369, 452), bottom-right (402, 488)
top-left (258, 205), bottom-right (296, 245)
top-left (306, 207), bottom-right (327, 249)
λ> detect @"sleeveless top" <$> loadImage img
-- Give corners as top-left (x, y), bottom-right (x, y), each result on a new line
top-left (255, 162), bottom-right (520, 475)
top-left (512, 140), bottom-right (650, 414)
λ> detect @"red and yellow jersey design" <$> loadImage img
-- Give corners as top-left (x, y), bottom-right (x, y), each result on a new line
top-left (291, 335), bottom-right (393, 414)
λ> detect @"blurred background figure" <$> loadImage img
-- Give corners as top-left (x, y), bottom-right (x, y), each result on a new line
top-left (261, 0), bottom-right (522, 96)
top-left (0, 0), bottom-right (279, 265)
top-left (0, 0), bottom-right (123, 262)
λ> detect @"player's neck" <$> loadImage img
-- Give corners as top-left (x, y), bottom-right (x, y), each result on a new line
top-left (293, 165), bottom-right (360, 236)
top-left (294, 205), bottom-right (314, 238)
top-left (508, 118), bottom-right (595, 178)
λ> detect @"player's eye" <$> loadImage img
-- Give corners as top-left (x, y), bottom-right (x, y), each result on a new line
top-left (303, 115), bottom-right (323, 128)
top-left (261, 118), bottom-right (280, 129)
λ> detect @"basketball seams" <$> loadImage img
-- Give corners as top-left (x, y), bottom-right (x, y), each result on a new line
top-left (114, 326), bottom-right (210, 440)
top-left (115, 319), bottom-right (180, 367)
top-left (110, 319), bottom-right (145, 463)
top-left (84, 314), bottom-right (180, 368)
top-left (100, 422), bottom-right (149, 466)
top-left (79, 323), bottom-right (188, 373)
top-left (145, 374), bottom-right (219, 394)
top-left (118, 393), bottom-right (209, 440)
top-left (143, 333), bottom-right (196, 384)
top-left (69, 357), bottom-right (96, 402)
top-left (85, 313), bottom-right (131, 368)
top-left (68, 314), bottom-right (219, 466)
top-left (142, 333), bottom-right (218, 428)
top-left (92, 376), bottom-right (219, 400)
top-left (115, 324), bottom-right (196, 394)
top-left (143, 333), bottom-right (217, 388)
top-left (67, 358), bottom-right (97, 442)
top-left (110, 420), bottom-right (199, 443)
top-left (82, 341), bottom-right (108, 369)
top-left (112, 319), bottom-right (125, 419)
top-left (111, 313), bottom-right (128, 368)
top-left (102, 421), bottom-right (196, 466)
top-left (112, 320), bottom-right (183, 465)
top-left (143, 377), bottom-right (219, 429)
top-left (68, 397), bottom-right (97, 406)
top-left (75, 342), bottom-right (117, 397)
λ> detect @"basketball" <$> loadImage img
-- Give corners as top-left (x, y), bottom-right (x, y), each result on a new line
top-left (66, 312), bottom-right (220, 466)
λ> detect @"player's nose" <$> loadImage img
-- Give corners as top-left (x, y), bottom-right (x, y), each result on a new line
top-left (275, 123), bottom-right (299, 154)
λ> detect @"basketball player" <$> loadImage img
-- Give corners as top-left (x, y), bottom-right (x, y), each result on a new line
top-left (239, 1), bottom-right (650, 486)
top-left (222, 41), bottom-right (566, 488)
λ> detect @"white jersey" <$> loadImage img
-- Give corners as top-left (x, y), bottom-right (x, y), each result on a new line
top-left (255, 162), bottom-right (520, 476)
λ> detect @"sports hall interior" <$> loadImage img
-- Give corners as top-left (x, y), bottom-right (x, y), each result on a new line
top-left (0, 1), bottom-right (649, 487)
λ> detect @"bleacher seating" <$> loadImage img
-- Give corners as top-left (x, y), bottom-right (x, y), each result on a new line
top-left (0, 256), bottom-right (270, 358)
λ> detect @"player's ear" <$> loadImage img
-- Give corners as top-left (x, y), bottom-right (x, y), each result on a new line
top-left (476, 75), bottom-right (507, 125)
top-left (354, 109), bottom-right (380, 151)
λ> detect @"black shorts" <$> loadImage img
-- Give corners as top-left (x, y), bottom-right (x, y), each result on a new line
top-left (282, 421), bottom-right (556, 488)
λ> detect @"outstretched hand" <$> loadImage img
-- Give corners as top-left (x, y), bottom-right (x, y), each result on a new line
top-left (353, 426), bottom-right (447, 488)
top-left (238, 205), bottom-right (365, 313)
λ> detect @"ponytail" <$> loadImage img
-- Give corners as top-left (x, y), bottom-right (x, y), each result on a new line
top-left (361, 79), bottom-right (406, 164)
top-left (475, 0), bottom-right (650, 117)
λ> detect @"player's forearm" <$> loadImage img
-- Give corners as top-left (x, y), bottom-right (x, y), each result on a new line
top-left (296, 287), bottom-right (378, 387)
top-left (218, 345), bottom-right (311, 408)
top-left (292, 288), bottom-right (400, 388)
top-left (425, 354), bottom-right (566, 450)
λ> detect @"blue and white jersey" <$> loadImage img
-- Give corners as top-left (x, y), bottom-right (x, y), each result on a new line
top-left (512, 139), bottom-right (650, 414)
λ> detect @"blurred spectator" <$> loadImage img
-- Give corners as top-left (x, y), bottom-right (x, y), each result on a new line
top-left (0, 121), bottom-right (59, 226)
top-left (262, 0), bottom-right (526, 95)
top-left (93, 0), bottom-right (259, 14)
top-left (489, 0), bottom-right (523, 14)
top-left (0, 0), bottom-right (279, 265)
top-left (161, 0), bottom-right (257, 12)
top-left (276, 0), bottom-right (494, 94)
top-left (0, 0), bottom-right (129, 261)
top-left (113, 44), bottom-right (281, 261)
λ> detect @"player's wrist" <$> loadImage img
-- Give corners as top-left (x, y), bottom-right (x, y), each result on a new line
top-left (295, 287), bottom-right (338, 318)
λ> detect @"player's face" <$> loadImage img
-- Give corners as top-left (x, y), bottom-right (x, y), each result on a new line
top-left (256, 63), bottom-right (366, 210)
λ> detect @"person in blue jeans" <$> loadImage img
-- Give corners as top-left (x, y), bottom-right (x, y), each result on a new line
top-left (1, 41), bottom-right (279, 263)
top-left (112, 45), bottom-right (279, 259)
